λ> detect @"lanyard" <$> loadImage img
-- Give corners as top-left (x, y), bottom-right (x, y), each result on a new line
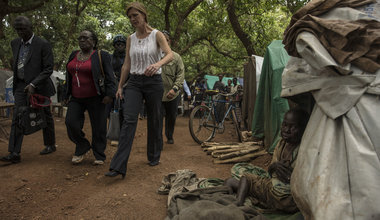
top-left (75, 59), bottom-right (85, 87)
top-left (74, 50), bottom-right (93, 87)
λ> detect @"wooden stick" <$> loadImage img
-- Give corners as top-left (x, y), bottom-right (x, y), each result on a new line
top-left (217, 147), bottom-right (261, 160)
top-left (211, 146), bottom-right (260, 157)
top-left (213, 150), bottom-right (267, 164)
top-left (201, 142), bottom-right (239, 148)
top-left (211, 147), bottom-right (251, 157)
top-left (201, 141), bottom-right (262, 148)
top-left (203, 145), bottom-right (242, 152)
top-left (204, 143), bottom-right (261, 153)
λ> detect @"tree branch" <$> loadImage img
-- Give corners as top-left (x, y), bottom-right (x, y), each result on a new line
top-left (76, 0), bottom-right (88, 16)
top-left (178, 36), bottom-right (207, 54)
top-left (164, 0), bottom-right (172, 32)
top-left (0, 0), bottom-right (50, 39)
top-left (172, 0), bottom-right (204, 48)
top-left (182, 0), bottom-right (204, 19)
top-left (226, 0), bottom-right (256, 56)
top-left (144, 0), bottom-right (165, 13)
top-left (206, 38), bottom-right (245, 61)
top-left (5, 0), bottom-right (49, 13)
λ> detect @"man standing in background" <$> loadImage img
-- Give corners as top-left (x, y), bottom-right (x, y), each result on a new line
top-left (231, 77), bottom-right (239, 94)
top-left (213, 74), bottom-right (225, 92)
top-left (213, 73), bottom-right (226, 123)
top-left (111, 34), bottom-right (126, 82)
top-left (161, 31), bottom-right (185, 144)
top-left (1, 16), bottom-right (56, 163)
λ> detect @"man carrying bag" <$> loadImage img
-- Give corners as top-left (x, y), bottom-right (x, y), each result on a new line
top-left (1, 16), bottom-right (56, 164)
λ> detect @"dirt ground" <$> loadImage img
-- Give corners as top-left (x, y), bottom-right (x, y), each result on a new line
top-left (0, 114), bottom-right (271, 219)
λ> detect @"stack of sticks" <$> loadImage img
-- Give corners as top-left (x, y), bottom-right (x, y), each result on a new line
top-left (201, 141), bottom-right (266, 164)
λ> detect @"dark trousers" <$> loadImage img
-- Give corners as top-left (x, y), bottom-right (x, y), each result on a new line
top-left (105, 100), bottom-right (113, 118)
top-left (110, 74), bottom-right (163, 174)
top-left (8, 81), bottom-right (55, 153)
top-left (162, 95), bottom-right (180, 140)
top-left (65, 96), bottom-right (107, 161)
top-left (139, 101), bottom-right (146, 118)
top-left (215, 95), bottom-right (226, 123)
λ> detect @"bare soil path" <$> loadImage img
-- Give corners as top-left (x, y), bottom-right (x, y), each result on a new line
top-left (0, 115), bottom-right (271, 219)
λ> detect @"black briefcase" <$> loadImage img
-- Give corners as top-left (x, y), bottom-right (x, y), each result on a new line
top-left (17, 106), bottom-right (47, 135)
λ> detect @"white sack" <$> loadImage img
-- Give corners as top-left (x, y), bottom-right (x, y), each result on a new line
top-left (281, 1), bottom-right (380, 219)
top-left (291, 93), bottom-right (380, 219)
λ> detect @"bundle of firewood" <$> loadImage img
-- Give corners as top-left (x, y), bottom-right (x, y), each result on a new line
top-left (201, 141), bottom-right (266, 164)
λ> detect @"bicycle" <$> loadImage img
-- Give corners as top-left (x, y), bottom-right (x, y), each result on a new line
top-left (189, 90), bottom-right (243, 144)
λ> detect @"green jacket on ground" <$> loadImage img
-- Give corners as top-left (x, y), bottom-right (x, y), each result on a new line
top-left (161, 51), bottom-right (185, 102)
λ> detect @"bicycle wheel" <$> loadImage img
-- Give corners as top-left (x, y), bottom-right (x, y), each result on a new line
top-left (231, 108), bottom-right (243, 142)
top-left (189, 105), bottom-right (216, 144)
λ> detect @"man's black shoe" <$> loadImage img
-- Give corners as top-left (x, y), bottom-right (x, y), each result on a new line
top-left (0, 152), bottom-right (21, 163)
top-left (167, 139), bottom-right (174, 144)
top-left (40, 145), bottom-right (56, 155)
top-left (148, 160), bottom-right (160, 166)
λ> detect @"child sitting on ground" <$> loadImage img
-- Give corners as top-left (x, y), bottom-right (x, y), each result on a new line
top-left (224, 108), bottom-right (309, 213)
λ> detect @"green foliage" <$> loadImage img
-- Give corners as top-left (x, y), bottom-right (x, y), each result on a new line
top-left (1, 0), bottom-right (308, 80)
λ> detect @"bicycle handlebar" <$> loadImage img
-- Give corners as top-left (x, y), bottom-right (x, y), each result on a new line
top-left (205, 90), bottom-right (239, 97)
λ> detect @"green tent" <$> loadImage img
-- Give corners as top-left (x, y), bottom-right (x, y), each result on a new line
top-left (251, 40), bottom-right (290, 153)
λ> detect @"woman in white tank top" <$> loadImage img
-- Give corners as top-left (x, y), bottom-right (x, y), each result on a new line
top-left (106, 2), bottom-right (173, 179)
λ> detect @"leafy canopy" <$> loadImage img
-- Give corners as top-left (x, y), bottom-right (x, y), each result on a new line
top-left (0, 0), bottom-right (308, 80)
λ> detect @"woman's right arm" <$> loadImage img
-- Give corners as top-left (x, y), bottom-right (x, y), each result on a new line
top-left (116, 36), bottom-right (131, 99)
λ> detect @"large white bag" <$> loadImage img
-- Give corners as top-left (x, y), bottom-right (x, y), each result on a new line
top-left (281, 2), bottom-right (380, 219)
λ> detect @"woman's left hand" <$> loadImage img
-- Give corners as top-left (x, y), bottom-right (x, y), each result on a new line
top-left (144, 63), bottom-right (161, 76)
top-left (102, 96), bottom-right (113, 104)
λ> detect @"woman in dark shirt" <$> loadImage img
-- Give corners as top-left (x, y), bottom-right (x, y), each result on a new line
top-left (64, 29), bottom-right (116, 165)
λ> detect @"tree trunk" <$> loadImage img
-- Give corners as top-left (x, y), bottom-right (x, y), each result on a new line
top-left (226, 0), bottom-right (256, 56)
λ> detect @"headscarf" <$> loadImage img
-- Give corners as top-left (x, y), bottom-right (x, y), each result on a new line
top-left (126, 2), bottom-right (148, 22)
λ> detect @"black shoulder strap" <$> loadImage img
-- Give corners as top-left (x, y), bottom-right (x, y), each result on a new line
top-left (98, 50), bottom-right (105, 78)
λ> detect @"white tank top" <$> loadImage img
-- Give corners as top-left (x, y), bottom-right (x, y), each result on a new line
top-left (129, 29), bottom-right (162, 75)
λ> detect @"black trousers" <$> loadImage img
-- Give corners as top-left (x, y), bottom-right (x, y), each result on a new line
top-left (8, 81), bottom-right (55, 153)
top-left (65, 96), bottom-right (107, 161)
top-left (110, 74), bottom-right (163, 174)
top-left (162, 95), bottom-right (180, 140)
top-left (215, 95), bottom-right (226, 123)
